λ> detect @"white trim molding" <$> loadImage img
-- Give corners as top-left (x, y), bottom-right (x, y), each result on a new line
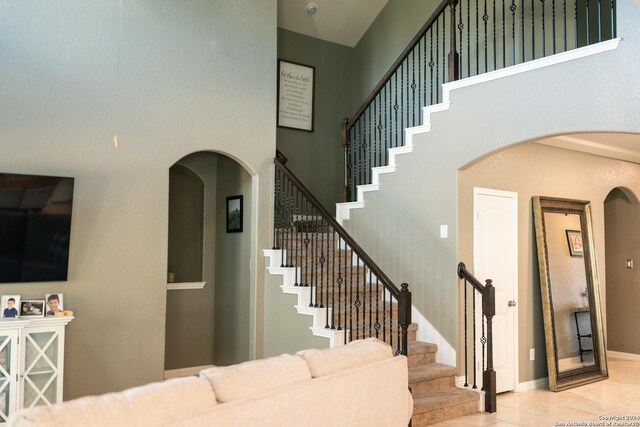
top-left (164, 364), bottom-right (214, 380)
top-left (515, 377), bottom-right (549, 392)
top-left (166, 282), bottom-right (206, 290)
top-left (608, 350), bottom-right (640, 361)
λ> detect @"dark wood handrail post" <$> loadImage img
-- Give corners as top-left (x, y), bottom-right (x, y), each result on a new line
top-left (399, 283), bottom-right (412, 356)
top-left (341, 117), bottom-right (350, 202)
top-left (482, 279), bottom-right (496, 413)
top-left (448, 0), bottom-right (460, 82)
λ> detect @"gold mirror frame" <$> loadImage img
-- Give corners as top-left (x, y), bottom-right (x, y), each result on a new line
top-left (533, 196), bottom-right (608, 391)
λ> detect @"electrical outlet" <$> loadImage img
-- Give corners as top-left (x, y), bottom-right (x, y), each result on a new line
top-left (530, 348), bottom-right (535, 361)
top-left (440, 225), bottom-right (448, 238)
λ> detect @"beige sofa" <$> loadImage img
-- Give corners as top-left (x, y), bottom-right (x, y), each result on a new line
top-left (9, 338), bottom-right (412, 427)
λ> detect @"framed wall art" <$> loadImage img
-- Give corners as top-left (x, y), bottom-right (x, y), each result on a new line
top-left (277, 59), bottom-right (315, 132)
top-left (226, 195), bottom-right (243, 233)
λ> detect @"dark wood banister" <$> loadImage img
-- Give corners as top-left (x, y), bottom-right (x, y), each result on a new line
top-left (275, 149), bottom-right (403, 299)
top-left (275, 149), bottom-right (411, 355)
top-left (457, 262), bottom-right (496, 413)
top-left (346, 0), bottom-right (452, 131)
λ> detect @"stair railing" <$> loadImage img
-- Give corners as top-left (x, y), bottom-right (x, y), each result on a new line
top-left (342, 0), bottom-right (616, 201)
top-left (457, 262), bottom-right (496, 413)
top-left (274, 150), bottom-right (412, 356)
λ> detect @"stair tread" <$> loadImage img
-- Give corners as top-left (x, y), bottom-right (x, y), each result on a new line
top-left (408, 340), bottom-right (437, 354)
top-left (412, 387), bottom-right (480, 414)
top-left (408, 363), bottom-right (457, 383)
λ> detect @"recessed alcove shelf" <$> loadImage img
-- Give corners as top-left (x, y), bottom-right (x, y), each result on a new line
top-left (166, 282), bottom-right (206, 291)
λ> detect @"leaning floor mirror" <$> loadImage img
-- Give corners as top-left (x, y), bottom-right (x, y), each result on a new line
top-left (532, 196), bottom-right (608, 391)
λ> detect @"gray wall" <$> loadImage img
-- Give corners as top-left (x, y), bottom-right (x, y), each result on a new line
top-left (277, 29), bottom-right (352, 209)
top-left (165, 152), bottom-right (218, 371)
top-left (342, 0), bottom-right (640, 384)
top-left (604, 188), bottom-right (640, 355)
top-left (0, 0), bottom-right (276, 398)
top-left (263, 271), bottom-right (329, 357)
top-left (214, 156), bottom-right (253, 366)
top-left (351, 0), bottom-right (439, 107)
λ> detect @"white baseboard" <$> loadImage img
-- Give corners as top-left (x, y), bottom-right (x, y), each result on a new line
top-left (608, 350), bottom-right (640, 361)
top-left (515, 377), bottom-right (549, 392)
top-left (164, 364), bottom-right (214, 380)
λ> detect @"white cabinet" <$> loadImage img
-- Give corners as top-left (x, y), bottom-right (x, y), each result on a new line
top-left (0, 317), bottom-right (73, 423)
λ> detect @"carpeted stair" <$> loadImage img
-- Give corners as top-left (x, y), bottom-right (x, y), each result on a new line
top-left (407, 334), bottom-right (480, 425)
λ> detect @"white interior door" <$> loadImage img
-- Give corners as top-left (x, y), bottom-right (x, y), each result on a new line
top-left (473, 187), bottom-right (518, 393)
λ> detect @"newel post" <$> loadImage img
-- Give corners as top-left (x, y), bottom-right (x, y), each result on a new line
top-left (482, 279), bottom-right (496, 413)
top-left (399, 283), bottom-right (412, 356)
top-left (448, 0), bottom-right (460, 82)
top-left (341, 117), bottom-right (350, 202)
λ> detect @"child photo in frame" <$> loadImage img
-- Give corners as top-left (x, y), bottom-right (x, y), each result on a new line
top-left (20, 300), bottom-right (45, 317)
top-left (45, 293), bottom-right (64, 316)
top-left (1, 295), bottom-right (20, 318)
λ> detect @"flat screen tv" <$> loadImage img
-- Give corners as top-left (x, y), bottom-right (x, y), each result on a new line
top-left (0, 173), bottom-right (74, 283)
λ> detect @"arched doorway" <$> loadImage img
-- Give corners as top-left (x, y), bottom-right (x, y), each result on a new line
top-left (604, 187), bottom-right (640, 357)
top-left (164, 151), bottom-right (254, 377)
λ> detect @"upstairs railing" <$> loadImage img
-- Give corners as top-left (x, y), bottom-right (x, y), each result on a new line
top-left (457, 262), bottom-right (496, 413)
top-left (274, 150), bottom-right (412, 355)
top-left (342, 0), bottom-right (616, 201)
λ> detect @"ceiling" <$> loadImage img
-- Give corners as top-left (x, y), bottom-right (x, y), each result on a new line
top-left (277, 0), bottom-right (390, 47)
top-left (536, 133), bottom-right (640, 164)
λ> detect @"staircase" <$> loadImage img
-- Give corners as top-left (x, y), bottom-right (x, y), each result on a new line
top-left (264, 225), bottom-right (481, 425)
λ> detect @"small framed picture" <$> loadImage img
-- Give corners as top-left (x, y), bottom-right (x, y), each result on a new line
top-left (566, 229), bottom-right (584, 257)
top-left (45, 293), bottom-right (64, 316)
top-left (20, 300), bottom-right (45, 317)
top-left (226, 195), bottom-right (243, 233)
top-left (1, 295), bottom-right (21, 319)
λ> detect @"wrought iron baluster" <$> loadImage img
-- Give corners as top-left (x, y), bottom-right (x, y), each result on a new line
top-left (464, 279), bottom-right (469, 387)
top-left (303, 200), bottom-right (310, 289)
top-left (597, 0), bottom-right (602, 42)
top-left (502, 0), bottom-right (506, 67)
top-left (288, 179), bottom-right (294, 267)
top-left (436, 18), bottom-right (440, 103)
top-left (330, 227), bottom-right (336, 329)
top-left (511, 0), bottom-right (516, 66)
top-left (412, 49), bottom-right (416, 127)
top-left (355, 257), bottom-right (361, 340)
top-left (552, 0), bottom-right (557, 54)
top-left (374, 276), bottom-right (380, 339)
top-left (368, 269), bottom-right (373, 338)
top-left (541, 0), bottom-right (546, 57)
top-left (493, 0), bottom-right (497, 70)
top-left (293, 188), bottom-right (299, 285)
top-left (586, 0), bottom-right (590, 45)
top-left (476, 0), bottom-right (480, 74)
top-left (563, 0), bottom-right (567, 51)
top-left (575, 0), bottom-right (578, 48)
top-left (337, 238), bottom-right (343, 332)
top-left (459, 0), bottom-right (464, 78)
top-left (521, 0), bottom-right (525, 62)
top-left (430, 29), bottom-right (435, 105)
top-left (400, 61), bottom-right (404, 144)
top-left (467, 0), bottom-right (471, 77)
top-left (483, 0), bottom-right (488, 72)
top-left (320, 216), bottom-right (326, 314)
top-left (311, 209), bottom-right (318, 307)
top-left (611, 0), bottom-right (615, 38)
top-left (532, 0), bottom-right (536, 58)
top-left (473, 287), bottom-right (477, 388)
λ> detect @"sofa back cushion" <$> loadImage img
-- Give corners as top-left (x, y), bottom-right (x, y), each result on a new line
top-left (199, 353), bottom-right (311, 403)
top-left (9, 376), bottom-right (217, 427)
top-left (296, 338), bottom-right (393, 378)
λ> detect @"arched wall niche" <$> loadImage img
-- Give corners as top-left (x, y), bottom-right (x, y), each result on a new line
top-left (165, 150), bottom-right (255, 372)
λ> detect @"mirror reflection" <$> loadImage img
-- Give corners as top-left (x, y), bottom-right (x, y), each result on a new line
top-left (543, 212), bottom-right (594, 372)
top-left (533, 196), bottom-right (608, 392)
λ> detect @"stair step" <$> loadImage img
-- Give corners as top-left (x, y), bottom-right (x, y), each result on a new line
top-left (408, 341), bottom-right (437, 366)
top-left (411, 388), bottom-right (479, 426)
top-left (409, 363), bottom-right (456, 394)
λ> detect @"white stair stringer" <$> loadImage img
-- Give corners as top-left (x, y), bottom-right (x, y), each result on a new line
top-left (335, 116), bottom-right (439, 227)
top-left (264, 249), bottom-right (347, 348)
top-left (335, 38), bottom-right (624, 227)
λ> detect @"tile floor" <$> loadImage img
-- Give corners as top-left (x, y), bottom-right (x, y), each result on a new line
top-left (431, 357), bottom-right (640, 427)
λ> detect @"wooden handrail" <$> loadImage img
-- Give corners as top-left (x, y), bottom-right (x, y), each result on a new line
top-left (347, 0), bottom-right (451, 131)
top-left (457, 261), bottom-right (496, 413)
top-left (275, 149), bottom-right (401, 298)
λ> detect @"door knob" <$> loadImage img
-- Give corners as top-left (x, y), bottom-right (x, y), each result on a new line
top-left (508, 300), bottom-right (517, 307)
